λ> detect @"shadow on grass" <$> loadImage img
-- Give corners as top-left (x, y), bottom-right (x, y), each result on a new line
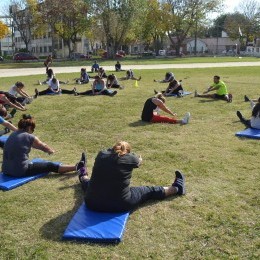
top-left (39, 174), bottom-right (181, 246)
top-left (129, 120), bottom-right (150, 127)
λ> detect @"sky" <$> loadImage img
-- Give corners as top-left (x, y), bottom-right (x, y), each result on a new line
top-left (0, 0), bottom-right (243, 17)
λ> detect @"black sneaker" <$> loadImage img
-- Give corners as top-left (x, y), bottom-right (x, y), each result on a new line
top-left (154, 89), bottom-right (158, 95)
top-left (110, 91), bottom-right (117, 96)
top-left (10, 109), bottom-right (17, 118)
top-left (244, 95), bottom-right (250, 102)
top-left (34, 89), bottom-right (39, 98)
top-left (4, 127), bottom-right (10, 134)
top-left (80, 152), bottom-right (86, 167)
top-left (172, 170), bottom-right (186, 195)
top-left (236, 111), bottom-right (243, 121)
top-left (227, 93), bottom-right (233, 103)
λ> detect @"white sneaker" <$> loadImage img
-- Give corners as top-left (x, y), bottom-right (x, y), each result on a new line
top-left (182, 112), bottom-right (190, 124)
top-left (38, 80), bottom-right (42, 85)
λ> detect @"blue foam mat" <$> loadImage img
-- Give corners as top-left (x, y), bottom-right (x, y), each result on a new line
top-left (168, 91), bottom-right (192, 97)
top-left (63, 203), bottom-right (130, 243)
top-left (235, 128), bottom-right (260, 139)
top-left (0, 158), bottom-right (61, 191)
top-left (0, 135), bottom-right (9, 143)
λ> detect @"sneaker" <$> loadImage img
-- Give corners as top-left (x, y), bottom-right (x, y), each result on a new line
top-left (110, 91), bottom-right (117, 96)
top-left (138, 76), bottom-right (141, 81)
top-left (194, 90), bottom-right (198, 97)
top-left (35, 88), bottom-right (39, 98)
top-left (73, 87), bottom-right (78, 96)
top-left (9, 109), bottom-right (17, 118)
top-left (66, 80), bottom-right (69, 84)
top-left (119, 85), bottom-right (125, 89)
top-left (227, 93), bottom-right (233, 103)
top-left (182, 112), bottom-right (190, 124)
top-left (80, 152), bottom-right (86, 167)
top-left (4, 127), bottom-right (10, 134)
top-left (38, 80), bottom-right (42, 85)
top-left (236, 110), bottom-right (243, 121)
top-left (154, 89), bottom-right (158, 95)
top-left (76, 161), bottom-right (85, 172)
top-left (244, 95), bottom-right (250, 102)
top-left (172, 170), bottom-right (186, 195)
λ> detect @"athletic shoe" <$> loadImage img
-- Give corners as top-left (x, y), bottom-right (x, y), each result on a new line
top-left (66, 80), bottom-right (69, 84)
top-left (73, 87), bottom-right (78, 96)
top-left (138, 76), bottom-right (142, 81)
top-left (244, 95), bottom-right (250, 102)
top-left (236, 110), bottom-right (243, 121)
top-left (194, 90), bottom-right (198, 97)
top-left (172, 170), bottom-right (186, 195)
top-left (35, 88), bottom-right (39, 98)
top-left (4, 127), bottom-right (10, 134)
top-left (9, 109), bottom-right (17, 118)
top-left (119, 85), bottom-right (125, 89)
top-left (38, 80), bottom-right (42, 85)
top-left (80, 152), bottom-right (86, 167)
top-left (227, 93), bottom-right (233, 103)
top-left (154, 89), bottom-right (158, 95)
top-left (182, 112), bottom-right (190, 124)
top-left (110, 91), bottom-right (117, 96)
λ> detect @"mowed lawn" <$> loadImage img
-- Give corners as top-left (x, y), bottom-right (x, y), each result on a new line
top-left (0, 66), bottom-right (259, 259)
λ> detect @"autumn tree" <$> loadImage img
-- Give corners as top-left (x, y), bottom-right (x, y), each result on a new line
top-left (86, 0), bottom-right (147, 58)
top-left (9, 0), bottom-right (39, 52)
top-left (161, 0), bottom-right (221, 55)
top-left (0, 21), bottom-right (9, 55)
top-left (39, 0), bottom-right (89, 57)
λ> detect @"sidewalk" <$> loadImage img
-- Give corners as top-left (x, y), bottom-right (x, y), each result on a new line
top-left (1, 61), bottom-right (260, 78)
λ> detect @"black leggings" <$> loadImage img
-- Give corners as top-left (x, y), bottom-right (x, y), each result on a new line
top-left (81, 179), bottom-right (165, 212)
top-left (25, 162), bottom-right (60, 176)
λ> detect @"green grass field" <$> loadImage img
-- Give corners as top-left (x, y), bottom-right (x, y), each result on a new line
top-left (0, 56), bottom-right (259, 69)
top-left (0, 65), bottom-right (259, 259)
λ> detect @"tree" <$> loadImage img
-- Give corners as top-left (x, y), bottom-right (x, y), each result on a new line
top-left (0, 21), bottom-right (9, 39)
top-left (40, 0), bottom-right (89, 57)
top-left (161, 0), bottom-right (221, 55)
top-left (9, 0), bottom-right (39, 52)
top-left (138, 0), bottom-right (168, 54)
top-left (86, 0), bottom-right (147, 58)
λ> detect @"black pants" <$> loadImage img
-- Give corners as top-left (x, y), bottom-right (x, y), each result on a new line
top-left (25, 162), bottom-right (60, 176)
top-left (81, 179), bottom-right (165, 212)
top-left (78, 89), bottom-right (114, 96)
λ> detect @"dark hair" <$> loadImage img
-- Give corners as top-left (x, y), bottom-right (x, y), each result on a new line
top-left (94, 75), bottom-right (101, 80)
top-left (15, 81), bottom-right (24, 88)
top-left (47, 69), bottom-right (54, 77)
top-left (214, 75), bottom-right (220, 80)
top-left (18, 114), bottom-right (36, 132)
top-left (252, 102), bottom-right (260, 118)
top-left (51, 77), bottom-right (57, 84)
top-left (107, 74), bottom-right (115, 80)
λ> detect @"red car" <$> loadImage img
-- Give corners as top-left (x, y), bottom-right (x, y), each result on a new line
top-left (13, 53), bottom-right (38, 61)
top-left (102, 51), bottom-right (124, 58)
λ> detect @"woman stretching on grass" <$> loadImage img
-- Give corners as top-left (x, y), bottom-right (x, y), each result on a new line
top-left (236, 97), bottom-right (260, 129)
top-left (2, 114), bottom-right (86, 177)
top-left (78, 141), bottom-right (186, 212)
top-left (141, 93), bottom-right (190, 124)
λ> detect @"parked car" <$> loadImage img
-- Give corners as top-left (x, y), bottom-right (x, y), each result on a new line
top-left (13, 53), bottom-right (38, 61)
top-left (0, 56), bottom-right (3, 61)
top-left (102, 51), bottom-right (124, 58)
top-left (70, 52), bottom-right (92, 60)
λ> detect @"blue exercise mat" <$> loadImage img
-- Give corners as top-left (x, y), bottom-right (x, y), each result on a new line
top-left (0, 158), bottom-right (61, 191)
top-left (168, 91), bottom-right (192, 97)
top-left (0, 135), bottom-right (9, 144)
top-left (236, 128), bottom-right (260, 139)
top-left (63, 202), bottom-right (130, 243)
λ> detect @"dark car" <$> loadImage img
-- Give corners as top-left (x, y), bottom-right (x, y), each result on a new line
top-left (0, 56), bottom-right (3, 61)
top-left (13, 53), bottom-right (38, 61)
